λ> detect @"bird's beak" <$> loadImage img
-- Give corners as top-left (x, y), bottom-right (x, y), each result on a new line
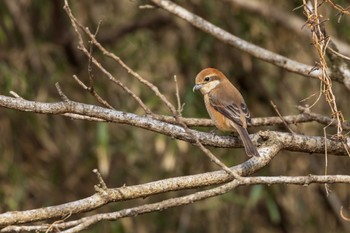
top-left (193, 84), bottom-right (203, 92)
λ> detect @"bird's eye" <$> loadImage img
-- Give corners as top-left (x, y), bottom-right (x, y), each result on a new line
top-left (204, 77), bottom-right (210, 82)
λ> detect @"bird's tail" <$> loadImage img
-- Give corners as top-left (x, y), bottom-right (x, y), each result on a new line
top-left (235, 125), bottom-right (259, 157)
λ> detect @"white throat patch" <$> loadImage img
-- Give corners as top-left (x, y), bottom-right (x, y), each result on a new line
top-left (200, 80), bottom-right (220, 95)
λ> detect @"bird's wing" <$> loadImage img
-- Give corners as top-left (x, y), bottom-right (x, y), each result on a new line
top-left (209, 92), bottom-right (251, 128)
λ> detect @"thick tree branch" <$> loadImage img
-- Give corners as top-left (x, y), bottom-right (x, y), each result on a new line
top-left (2, 174), bottom-right (350, 232)
top-left (0, 95), bottom-right (348, 155)
top-left (0, 142), bottom-right (280, 226)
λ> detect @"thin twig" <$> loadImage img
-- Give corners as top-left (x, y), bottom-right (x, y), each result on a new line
top-left (62, 113), bottom-right (105, 122)
top-left (65, 3), bottom-right (170, 115)
top-left (55, 82), bottom-right (70, 102)
top-left (63, 1), bottom-right (151, 114)
top-left (9, 91), bottom-right (24, 99)
top-left (77, 21), bottom-right (115, 109)
top-left (325, 0), bottom-right (350, 17)
top-left (323, 119), bottom-right (334, 196)
top-left (173, 75), bottom-right (184, 114)
top-left (327, 47), bottom-right (350, 61)
top-left (93, 169), bottom-right (108, 190)
top-left (270, 100), bottom-right (295, 133)
top-left (73, 75), bottom-right (114, 109)
top-left (46, 212), bottom-right (72, 233)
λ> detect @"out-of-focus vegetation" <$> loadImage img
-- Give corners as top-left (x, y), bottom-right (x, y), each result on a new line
top-left (1, 0), bottom-right (350, 232)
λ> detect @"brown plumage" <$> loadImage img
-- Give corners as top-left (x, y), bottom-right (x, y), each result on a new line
top-left (193, 68), bottom-right (259, 157)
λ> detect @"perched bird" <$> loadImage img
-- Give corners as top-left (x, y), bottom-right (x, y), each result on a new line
top-left (193, 68), bottom-right (259, 157)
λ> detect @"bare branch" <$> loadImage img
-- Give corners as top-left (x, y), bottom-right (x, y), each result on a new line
top-left (2, 174), bottom-right (350, 232)
top-left (0, 95), bottom-right (348, 155)
top-left (9, 91), bottom-right (24, 99)
top-left (63, 1), bottom-right (152, 114)
top-left (328, 47), bottom-right (350, 62)
top-left (227, 0), bottom-right (350, 57)
top-left (149, 0), bottom-right (350, 86)
top-left (0, 141), bottom-right (279, 226)
top-left (55, 82), bottom-right (70, 102)
top-left (270, 100), bottom-right (295, 133)
top-left (92, 169), bottom-right (108, 191)
top-left (73, 74), bottom-right (115, 109)
top-left (62, 113), bottom-right (105, 121)
top-left (154, 109), bottom-right (350, 129)
top-left (297, 106), bottom-right (350, 130)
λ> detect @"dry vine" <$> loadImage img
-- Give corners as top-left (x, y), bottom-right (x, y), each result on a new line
top-left (303, 0), bottom-right (344, 135)
top-left (324, 0), bottom-right (350, 19)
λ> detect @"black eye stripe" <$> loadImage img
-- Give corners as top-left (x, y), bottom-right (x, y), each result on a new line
top-left (204, 75), bottom-right (218, 82)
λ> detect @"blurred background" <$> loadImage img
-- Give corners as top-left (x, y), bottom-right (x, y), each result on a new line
top-left (1, 0), bottom-right (350, 232)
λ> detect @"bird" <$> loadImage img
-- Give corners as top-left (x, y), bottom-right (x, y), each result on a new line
top-left (193, 68), bottom-right (259, 157)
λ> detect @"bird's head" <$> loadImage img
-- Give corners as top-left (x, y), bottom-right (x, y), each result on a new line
top-left (193, 68), bottom-right (225, 95)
